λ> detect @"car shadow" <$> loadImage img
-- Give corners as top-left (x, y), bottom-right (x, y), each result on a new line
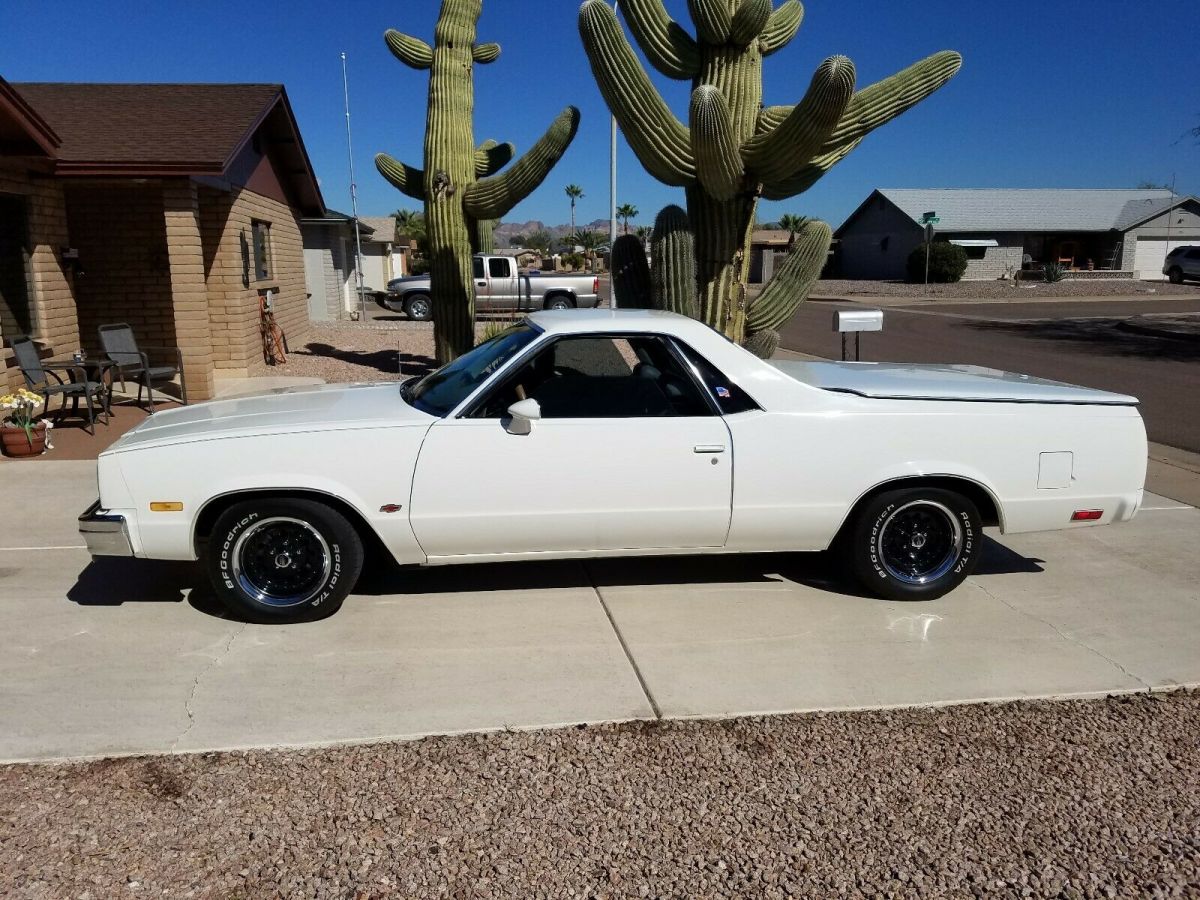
top-left (67, 559), bottom-right (231, 619)
top-left (65, 537), bottom-right (1043, 618)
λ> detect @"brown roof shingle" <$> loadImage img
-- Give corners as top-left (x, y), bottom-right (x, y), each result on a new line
top-left (12, 82), bottom-right (281, 171)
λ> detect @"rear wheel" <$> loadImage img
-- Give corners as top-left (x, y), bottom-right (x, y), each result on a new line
top-left (206, 498), bottom-right (363, 623)
top-left (844, 487), bottom-right (981, 601)
top-left (543, 294), bottom-right (574, 311)
top-left (1167, 267), bottom-right (1184, 285)
top-left (405, 294), bottom-right (433, 321)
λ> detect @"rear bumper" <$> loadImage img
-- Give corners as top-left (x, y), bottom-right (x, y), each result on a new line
top-left (78, 500), bottom-right (134, 557)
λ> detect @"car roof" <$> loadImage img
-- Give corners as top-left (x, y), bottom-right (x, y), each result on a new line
top-left (526, 308), bottom-right (708, 337)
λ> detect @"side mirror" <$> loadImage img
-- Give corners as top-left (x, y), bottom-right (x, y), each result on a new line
top-left (504, 398), bottom-right (541, 435)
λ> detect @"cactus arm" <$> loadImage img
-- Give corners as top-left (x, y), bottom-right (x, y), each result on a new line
top-left (619, 0), bottom-right (700, 79)
top-left (743, 329), bottom-right (780, 359)
top-left (384, 30), bottom-right (433, 70)
top-left (650, 205), bottom-right (698, 318)
top-left (745, 220), bottom-right (831, 334)
top-left (758, 51), bottom-right (961, 200)
top-left (758, 1), bottom-right (804, 57)
top-left (690, 86), bottom-right (744, 202)
top-left (687, 0), bottom-right (732, 44)
top-left (758, 139), bottom-right (864, 200)
top-left (474, 139), bottom-right (515, 177)
top-left (374, 153), bottom-right (427, 201)
top-left (729, 0), bottom-right (773, 47)
top-left (579, 1), bottom-right (695, 187)
top-left (472, 42), bottom-right (501, 64)
top-left (742, 56), bottom-right (856, 185)
top-left (611, 234), bottom-right (653, 308)
top-left (462, 106), bottom-right (581, 220)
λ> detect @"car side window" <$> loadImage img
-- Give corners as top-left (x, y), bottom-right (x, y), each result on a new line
top-left (471, 335), bottom-right (713, 419)
top-left (675, 341), bottom-right (761, 414)
top-left (1186, 248), bottom-right (1200, 260)
top-left (488, 257), bottom-right (510, 278)
top-left (472, 257), bottom-right (485, 279)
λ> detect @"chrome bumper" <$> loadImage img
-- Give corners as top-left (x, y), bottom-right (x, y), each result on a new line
top-left (79, 500), bottom-right (133, 557)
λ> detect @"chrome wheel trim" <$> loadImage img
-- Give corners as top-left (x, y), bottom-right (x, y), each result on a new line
top-left (231, 516), bottom-right (332, 608)
top-left (876, 500), bottom-right (964, 585)
top-left (408, 296), bottom-right (431, 319)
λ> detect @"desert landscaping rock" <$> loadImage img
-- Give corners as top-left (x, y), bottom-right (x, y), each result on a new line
top-left (3, 692), bottom-right (1198, 898)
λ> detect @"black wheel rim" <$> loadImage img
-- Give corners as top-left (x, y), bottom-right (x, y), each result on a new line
top-left (232, 517), bottom-right (331, 608)
top-left (877, 500), bottom-right (963, 585)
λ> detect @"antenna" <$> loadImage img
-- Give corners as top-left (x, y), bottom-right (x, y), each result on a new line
top-left (341, 51), bottom-right (368, 321)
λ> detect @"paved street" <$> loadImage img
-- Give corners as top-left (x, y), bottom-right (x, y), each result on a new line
top-left (2, 460), bottom-right (1197, 762)
top-left (780, 294), bottom-right (1200, 452)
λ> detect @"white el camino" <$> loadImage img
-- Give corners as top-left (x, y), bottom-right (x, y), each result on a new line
top-left (80, 309), bottom-right (1147, 623)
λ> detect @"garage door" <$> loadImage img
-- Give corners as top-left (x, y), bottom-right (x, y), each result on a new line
top-left (1134, 237), bottom-right (1194, 280)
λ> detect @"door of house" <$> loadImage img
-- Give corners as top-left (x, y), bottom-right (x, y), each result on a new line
top-left (0, 193), bottom-right (33, 338)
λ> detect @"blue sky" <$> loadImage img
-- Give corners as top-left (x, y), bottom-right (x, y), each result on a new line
top-left (7, 0), bottom-right (1198, 229)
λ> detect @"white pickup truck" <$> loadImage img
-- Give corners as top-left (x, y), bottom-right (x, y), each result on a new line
top-left (384, 254), bottom-right (600, 320)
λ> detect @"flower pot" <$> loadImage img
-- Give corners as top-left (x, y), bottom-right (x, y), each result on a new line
top-left (1, 422), bottom-right (48, 457)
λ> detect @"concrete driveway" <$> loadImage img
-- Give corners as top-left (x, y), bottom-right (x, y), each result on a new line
top-left (2, 460), bottom-right (1198, 763)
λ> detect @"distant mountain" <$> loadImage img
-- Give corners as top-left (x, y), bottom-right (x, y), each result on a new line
top-left (493, 218), bottom-right (611, 247)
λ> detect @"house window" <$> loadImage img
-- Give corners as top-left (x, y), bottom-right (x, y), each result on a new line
top-left (0, 193), bottom-right (34, 337)
top-left (251, 220), bottom-right (272, 281)
top-left (963, 245), bottom-right (987, 260)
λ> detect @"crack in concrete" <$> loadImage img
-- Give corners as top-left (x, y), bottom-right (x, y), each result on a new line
top-left (171, 622), bottom-right (248, 753)
top-left (973, 581), bottom-right (1153, 691)
top-left (581, 562), bottom-right (662, 720)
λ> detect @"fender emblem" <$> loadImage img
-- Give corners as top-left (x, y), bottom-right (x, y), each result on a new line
top-left (379, 504), bottom-right (404, 514)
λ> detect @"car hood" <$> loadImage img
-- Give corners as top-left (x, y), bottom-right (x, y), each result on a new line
top-left (770, 360), bottom-right (1138, 405)
top-left (104, 382), bottom-right (435, 453)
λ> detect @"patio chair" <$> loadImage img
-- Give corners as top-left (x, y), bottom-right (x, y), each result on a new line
top-left (98, 324), bottom-right (188, 413)
top-left (10, 335), bottom-right (109, 435)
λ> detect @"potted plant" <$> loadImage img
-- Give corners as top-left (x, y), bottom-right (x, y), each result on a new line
top-left (1, 389), bottom-right (53, 457)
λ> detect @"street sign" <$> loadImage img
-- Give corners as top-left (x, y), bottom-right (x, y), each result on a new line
top-left (920, 210), bottom-right (937, 224)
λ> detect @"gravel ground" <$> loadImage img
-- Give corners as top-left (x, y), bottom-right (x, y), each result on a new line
top-left (814, 279), bottom-right (1200, 299)
top-left (3, 692), bottom-right (1198, 898)
top-left (248, 323), bottom-right (444, 384)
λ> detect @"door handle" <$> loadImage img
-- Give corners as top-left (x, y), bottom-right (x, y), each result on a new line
top-left (693, 444), bottom-right (725, 454)
top-left (476, 281), bottom-right (487, 287)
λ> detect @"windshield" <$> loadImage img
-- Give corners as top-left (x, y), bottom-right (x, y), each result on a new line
top-left (402, 323), bottom-right (540, 416)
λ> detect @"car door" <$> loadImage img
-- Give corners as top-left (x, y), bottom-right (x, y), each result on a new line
top-left (472, 256), bottom-right (490, 312)
top-left (409, 334), bottom-right (733, 558)
top-left (486, 256), bottom-right (518, 310)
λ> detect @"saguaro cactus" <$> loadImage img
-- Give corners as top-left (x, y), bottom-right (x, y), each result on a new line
top-left (579, 0), bottom-right (961, 354)
top-left (377, 1), bottom-right (580, 362)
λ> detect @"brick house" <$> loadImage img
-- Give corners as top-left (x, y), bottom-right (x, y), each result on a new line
top-left (834, 188), bottom-right (1200, 282)
top-left (0, 78), bottom-right (325, 400)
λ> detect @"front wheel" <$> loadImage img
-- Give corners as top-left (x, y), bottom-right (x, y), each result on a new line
top-left (843, 487), bottom-right (981, 601)
top-left (543, 295), bottom-right (574, 311)
top-left (206, 498), bottom-right (364, 623)
top-left (405, 294), bottom-right (433, 321)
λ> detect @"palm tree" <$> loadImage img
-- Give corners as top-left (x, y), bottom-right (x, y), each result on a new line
top-left (570, 229), bottom-right (602, 271)
top-left (565, 184), bottom-right (584, 233)
top-left (616, 203), bottom-right (638, 235)
top-left (393, 208), bottom-right (426, 241)
top-left (776, 213), bottom-right (810, 249)
top-left (635, 225), bottom-right (651, 240)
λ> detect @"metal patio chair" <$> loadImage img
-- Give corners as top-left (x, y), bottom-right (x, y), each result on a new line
top-left (10, 335), bottom-right (109, 435)
top-left (98, 324), bottom-right (188, 413)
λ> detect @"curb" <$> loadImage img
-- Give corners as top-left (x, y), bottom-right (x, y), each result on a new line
top-left (1116, 316), bottom-right (1200, 342)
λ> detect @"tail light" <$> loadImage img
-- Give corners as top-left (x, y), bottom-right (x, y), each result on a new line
top-left (593, 276), bottom-right (599, 294)
top-left (1071, 510), bottom-right (1103, 521)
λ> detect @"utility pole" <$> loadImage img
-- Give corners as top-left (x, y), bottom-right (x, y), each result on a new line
top-left (341, 52), bottom-right (368, 321)
top-left (609, 0), bottom-right (620, 306)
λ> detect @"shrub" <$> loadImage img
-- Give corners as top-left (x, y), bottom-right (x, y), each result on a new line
top-left (1042, 262), bottom-right (1067, 283)
top-left (560, 252), bottom-right (585, 271)
top-left (408, 256), bottom-right (431, 276)
top-left (906, 242), bottom-right (968, 283)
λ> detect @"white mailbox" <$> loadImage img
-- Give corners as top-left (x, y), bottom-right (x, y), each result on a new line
top-left (832, 308), bottom-right (883, 361)
top-left (833, 309), bottom-right (883, 333)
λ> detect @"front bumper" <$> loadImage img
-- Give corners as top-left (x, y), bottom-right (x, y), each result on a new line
top-left (79, 500), bottom-right (133, 557)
